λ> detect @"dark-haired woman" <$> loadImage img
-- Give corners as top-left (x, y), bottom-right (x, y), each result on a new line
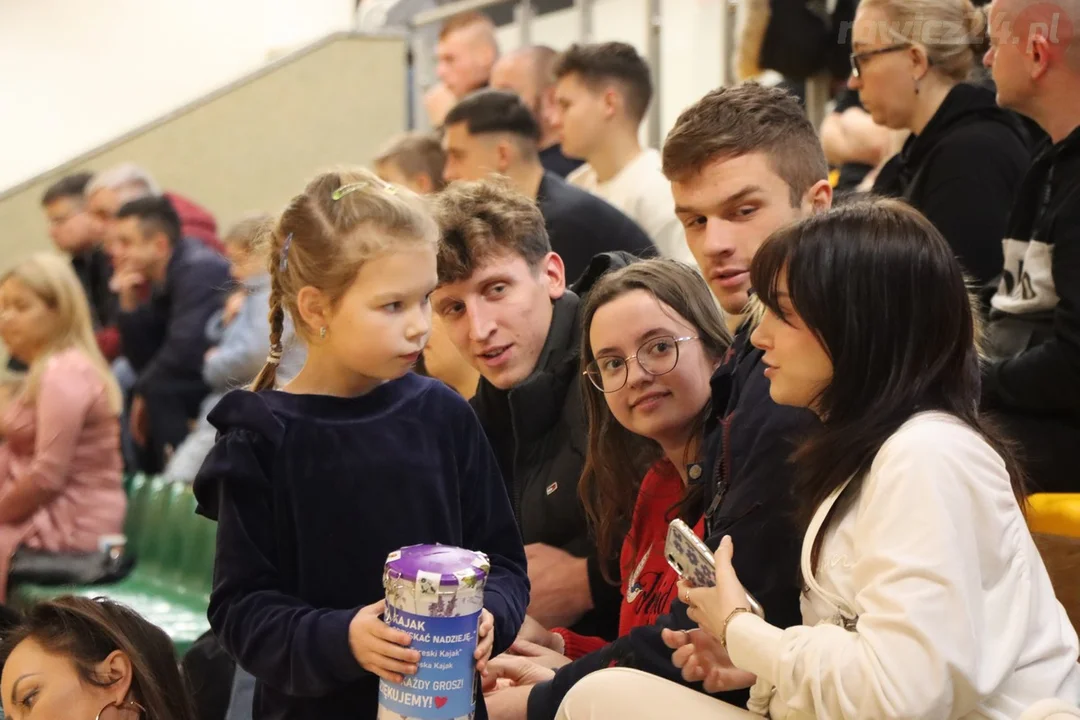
top-left (0, 596), bottom-right (197, 720)
top-left (553, 199), bottom-right (1080, 719)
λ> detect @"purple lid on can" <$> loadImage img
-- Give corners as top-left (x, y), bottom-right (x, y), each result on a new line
top-left (383, 544), bottom-right (490, 586)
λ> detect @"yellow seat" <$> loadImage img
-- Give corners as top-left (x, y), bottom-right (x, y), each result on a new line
top-left (1028, 494), bottom-right (1080, 539)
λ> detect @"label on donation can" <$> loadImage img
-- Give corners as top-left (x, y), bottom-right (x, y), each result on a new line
top-left (377, 606), bottom-right (478, 718)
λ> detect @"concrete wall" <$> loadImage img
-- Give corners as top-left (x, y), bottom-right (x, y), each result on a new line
top-left (0, 0), bottom-right (358, 192)
top-left (0, 34), bottom-right (408, 267)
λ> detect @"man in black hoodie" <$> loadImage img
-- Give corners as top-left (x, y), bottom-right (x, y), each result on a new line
top-left (430, 179), bottom-right (633, 645)
top-left (981, 0), bottom-right (1080, 493)
top-left (482, 82), bottom-right (832, 720)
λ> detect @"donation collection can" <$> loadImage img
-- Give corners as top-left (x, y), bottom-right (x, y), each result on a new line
top-left (377, 544), bottom-right (489, 720)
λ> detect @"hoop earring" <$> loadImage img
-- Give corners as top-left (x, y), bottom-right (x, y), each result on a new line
top-left (320, 326), bottom-right (327, 340)
top-left (96, 700), bottom-right (146, 720)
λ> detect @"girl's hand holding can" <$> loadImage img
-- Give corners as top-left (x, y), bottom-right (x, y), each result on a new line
top-left (348, 600), bottom-right (421, 683)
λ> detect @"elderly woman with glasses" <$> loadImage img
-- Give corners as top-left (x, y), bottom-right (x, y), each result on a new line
top-left (850, 0), bottom-right (1032, 309)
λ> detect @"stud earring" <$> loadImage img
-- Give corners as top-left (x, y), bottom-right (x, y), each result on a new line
top-left (320, 326), bottom-right (327, 340)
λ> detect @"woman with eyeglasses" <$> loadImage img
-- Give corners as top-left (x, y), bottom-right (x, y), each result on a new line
top-left (486, 259), bottom-right (732, 705)
top-left (852, 0), bottom-right (1032, 309)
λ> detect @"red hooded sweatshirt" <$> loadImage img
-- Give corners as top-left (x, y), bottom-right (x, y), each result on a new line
top-left (553, 458), bottom-right (706, 658)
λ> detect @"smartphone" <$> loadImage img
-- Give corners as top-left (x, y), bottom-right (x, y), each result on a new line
top-left (665, 519), bottom-right (765, 619)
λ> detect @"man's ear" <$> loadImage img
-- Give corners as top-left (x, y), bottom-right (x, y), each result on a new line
top-left (151, 229), bottom-right (171, 256)
top-left (602, 87), bottom-right (620, 122)
top-left (495, 139), bottom-right (514, 174)
top-left (296, 286), bottom-right (332, 338)
top-left (803, 179), bottom-right (834, 215)
top-left (539, 252), bottom-right (567, 299)
top-left (1029, 34), bottom-right (1054, 80)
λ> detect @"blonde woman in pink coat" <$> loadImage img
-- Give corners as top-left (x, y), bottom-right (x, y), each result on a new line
top-left (0, 253), bottom-right (125, 602)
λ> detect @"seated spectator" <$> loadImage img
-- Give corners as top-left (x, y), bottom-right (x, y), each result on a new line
top-left (374, 131), bottom-right (448, 194)
top-left (980, 0), bottom-right (1080, 494)
top-left (0, 596), bottom-right (197, 720)
top-left (86, 163), bottom-right (222, 255)
top-left (554, 43), bottom-right (696, 266)
top-left (511, 258), bottom-right (728, 667)
top-left (442, 89), bottom-right (656, 283)
top-left (0, 254), bottom-right (125, 602)
top-left (163, 214), bottom-right (303, 483)
top-left (112, 197), bottom-right (230, 473)
top-left (436, 11), bottom-right (498, 101)
top-left (431, 179), bottom-right (632, 642)
top-left (491, 46), bottom-right (584, 178)
top-left (852, 0), bottom-right (1031, 298)
top-left (554, 198), bottom-right (1080, 719)
top-left (40, 172), bottom-right (120, 362)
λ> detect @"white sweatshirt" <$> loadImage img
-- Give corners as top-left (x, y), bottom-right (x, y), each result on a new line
top-left (726, 411), bottom-right (1080, 719)
top-left (568, 149), bottom-right (697, 267)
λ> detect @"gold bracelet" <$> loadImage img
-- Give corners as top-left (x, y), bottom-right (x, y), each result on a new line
top-left (720, 607), bottom-right (753, 650)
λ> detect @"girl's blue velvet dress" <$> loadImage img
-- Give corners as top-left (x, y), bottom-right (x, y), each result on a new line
top-left (193, 372), bottom-right (529, 720)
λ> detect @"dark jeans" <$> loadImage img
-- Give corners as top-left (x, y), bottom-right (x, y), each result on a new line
top-left (140, 379), bottom-right (211, 475)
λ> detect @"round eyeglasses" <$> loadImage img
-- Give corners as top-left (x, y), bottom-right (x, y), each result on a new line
top-left (584, 335), bottom-right (699, 393)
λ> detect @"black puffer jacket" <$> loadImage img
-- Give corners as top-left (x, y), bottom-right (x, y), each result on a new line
top-left (470, 252), bottom-right (638, 641)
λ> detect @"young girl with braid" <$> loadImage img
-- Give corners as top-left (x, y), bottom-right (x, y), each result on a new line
top-left (192, 167), bottom-right (529, 720)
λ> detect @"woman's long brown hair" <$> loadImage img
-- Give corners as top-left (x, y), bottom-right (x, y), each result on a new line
top-left (578, 259), bottom-right (730, 584)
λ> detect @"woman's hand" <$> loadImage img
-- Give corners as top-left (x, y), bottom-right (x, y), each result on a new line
top-left (507, 638), bottom-right (571, 669)
top-left (662, 627), bottom-right (756, 693)
top-left (515, 614), bottom-right (564, 653)
top-left (481, 654), bottom-right (555, 693)
top-left (680, 536), bottom-right (752, 643)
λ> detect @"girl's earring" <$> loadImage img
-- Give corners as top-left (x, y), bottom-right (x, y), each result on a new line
top-left (320, 326), bottom-right (328, 340)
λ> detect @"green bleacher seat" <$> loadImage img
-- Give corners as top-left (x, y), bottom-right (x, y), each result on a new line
top-left (10, 475), bottom-right (215, 656)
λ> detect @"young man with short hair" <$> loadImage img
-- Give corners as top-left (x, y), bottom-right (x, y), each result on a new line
top-left (436, 11), bottom-right (498, 100)
top-left (491, 45), bottom-right (584, 178)
top-left (554, 42), bottom-right (694, 266)
top-left (981, 0), bottom-right (1080, 492)
top-left (113, 196), bottom-right (230, 473)
top-left (431, 179), bottom-right (632, 643)
top-left (483, 82), bottom-right (832, 720)
top-left (442, 89), bottom-right (655, 282)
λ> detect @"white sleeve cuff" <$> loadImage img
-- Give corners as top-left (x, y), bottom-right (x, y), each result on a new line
top-left (726, 612), bottom-right (784, 685)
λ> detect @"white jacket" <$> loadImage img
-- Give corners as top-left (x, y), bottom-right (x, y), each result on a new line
top-left (726, 411), bottom-right (1080, 719)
